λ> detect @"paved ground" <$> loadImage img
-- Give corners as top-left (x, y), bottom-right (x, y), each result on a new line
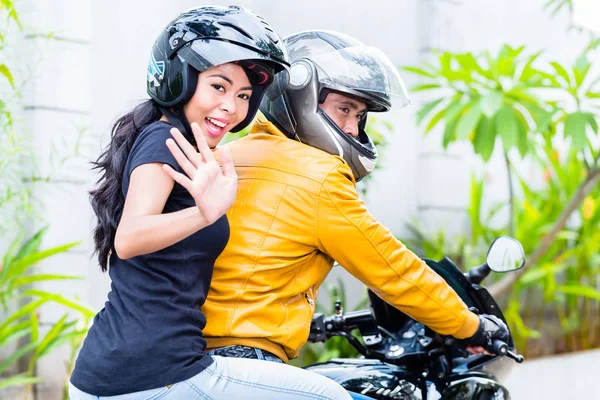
top-left (503, 348), bottom-right (600, 399)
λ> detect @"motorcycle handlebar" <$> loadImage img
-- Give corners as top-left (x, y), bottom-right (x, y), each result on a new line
top-left (491, 339), bottom-right (524, 363)
top-left (309, 309), bottom-right (380, 342)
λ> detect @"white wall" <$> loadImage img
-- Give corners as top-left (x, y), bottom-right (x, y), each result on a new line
top-left (14, 0), bottom-right (593, 397)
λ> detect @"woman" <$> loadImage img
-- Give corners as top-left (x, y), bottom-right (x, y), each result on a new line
top-left (69, 6), bottom-right (352, 400)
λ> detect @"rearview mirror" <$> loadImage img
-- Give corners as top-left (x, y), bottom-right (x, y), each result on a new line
top-left (486, 236), bottom-right (526, 272)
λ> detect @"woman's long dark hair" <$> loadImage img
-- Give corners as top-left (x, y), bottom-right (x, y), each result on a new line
top-left (90, 100), bottom-right (161, 271)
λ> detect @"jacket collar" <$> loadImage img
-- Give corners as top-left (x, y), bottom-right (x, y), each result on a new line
top-left (249, 115), bottom-right (289, 139)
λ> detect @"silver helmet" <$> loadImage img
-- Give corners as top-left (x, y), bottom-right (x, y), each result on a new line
top-left (259, 30), bottom-right (410, 181)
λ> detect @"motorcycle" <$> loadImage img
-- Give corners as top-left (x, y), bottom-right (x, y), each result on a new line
top-left (305, 236), bottom-right (525, 399)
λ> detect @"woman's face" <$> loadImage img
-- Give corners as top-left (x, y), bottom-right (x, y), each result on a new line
top-left (183, 63), bottom-right (253, 148)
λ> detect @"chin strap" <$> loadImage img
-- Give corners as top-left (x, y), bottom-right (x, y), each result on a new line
top-left (159, 106), bottom-right (196, 145)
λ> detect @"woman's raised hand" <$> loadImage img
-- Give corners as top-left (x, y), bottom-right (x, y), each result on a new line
top-left (162, 122), bottom-right (238, 226)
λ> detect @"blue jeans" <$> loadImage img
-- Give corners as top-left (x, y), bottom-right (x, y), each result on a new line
top-left (68, 355), bottom-right (352, 400)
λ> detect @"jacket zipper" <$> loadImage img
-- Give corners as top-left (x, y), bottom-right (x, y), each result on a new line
top-left (305, 292), bottom-right (314, 306)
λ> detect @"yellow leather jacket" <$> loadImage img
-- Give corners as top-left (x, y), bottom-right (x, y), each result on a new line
top-left (203, 117), bottom-right (479, 362)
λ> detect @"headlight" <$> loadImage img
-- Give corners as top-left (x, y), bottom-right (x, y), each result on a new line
top-left (442, 377), bottom-right (510, 400)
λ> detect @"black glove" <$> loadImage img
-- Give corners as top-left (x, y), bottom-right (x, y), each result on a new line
top-left (462, 314), bottom-right (509, 352)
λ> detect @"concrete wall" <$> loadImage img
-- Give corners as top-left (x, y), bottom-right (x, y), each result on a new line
top-left (10, 0), bottom-right (593, 398)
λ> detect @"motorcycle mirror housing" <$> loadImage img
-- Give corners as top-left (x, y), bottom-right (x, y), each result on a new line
top-left (486, 236), bottom-right (526, 272)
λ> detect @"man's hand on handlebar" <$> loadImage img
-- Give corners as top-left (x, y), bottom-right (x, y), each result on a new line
top-left (461, 314), bottom-right (510, 355)
top-left (466, 345), bottom-right (492, 356)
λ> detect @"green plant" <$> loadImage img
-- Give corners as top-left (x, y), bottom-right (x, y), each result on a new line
top-left (544, 0), bottom-right (573, 17)
top-left (291, 277), bottom-right (369, 367)
top-left (403, 45), bottom-right (551, 162)
top-left (0, 228), bottom-right (96, 394)
top-left (401, 37), bottom-right (600, 355)
top-left (402, 152), bottom-right (600, 357)
top-left (403, 45), bottom-right (560, 236)
top-left (503, 142), bottom-right (600, 356)
top-left (405, 38), bottom-right (600, 287)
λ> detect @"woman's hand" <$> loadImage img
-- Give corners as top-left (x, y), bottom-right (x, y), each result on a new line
top-left (162, 122), bottom-right (238, 226)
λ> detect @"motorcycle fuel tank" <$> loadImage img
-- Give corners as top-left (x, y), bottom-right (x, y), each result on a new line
top-left (305, 358), bottom-right (423, 399)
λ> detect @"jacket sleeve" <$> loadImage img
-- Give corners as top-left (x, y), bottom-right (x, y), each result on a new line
top-left (316, 163), bottom-right (479, 339)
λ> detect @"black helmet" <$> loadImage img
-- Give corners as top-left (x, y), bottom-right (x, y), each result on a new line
top-left (147, 5), bottom-right (290, 135)
top-left (260, 30), bottom-right (409, 181)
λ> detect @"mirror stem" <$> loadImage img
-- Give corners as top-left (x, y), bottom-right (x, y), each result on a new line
top-left (466, 262), bottom-right (491, 285)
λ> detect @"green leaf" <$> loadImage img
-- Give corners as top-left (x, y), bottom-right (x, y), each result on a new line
top-left (424, 106), bottom-right (447, 133)
top-left (550, 61), bottom-right (571, 86)
top-left (573, 57), bottom-right (591, 87)
top-left (37, 329), bottom-right (81, 359)
top-left (30, 311), bottom-right (39, 344)
top-left (564, 112), bottom-right (588, 151)
top-left (36, 314), bottom-right (70, 357)
top-left (416, 98), bottom-right (444, 125)
top-left (456, 52), bottom-right (491, 79)
top-left (0, 0), bottom-right (19, 24)
top-left (0, 341), bottom-right (38, 375)
top-left (0, 63), bottom-right (14, 88)
top-left (443, 117), bottom-right (459, 148)
top-left (401, 66), bottom-right (436, 78)
top-left (586, 113), bottom-right (598, 134)
top-left (0, 233), bottom-right (24, 281)
top-left (495, 106), bottom-right (520, 150)
top-left (520, 263), bottom-right (569, 286)
top-left (586, 37), bottom-right (600, 53)
top-left (8, 241), bottom-right (80, 279)
top-left (518, 51), bottom-right (544, 82)
top-left (533, 108), bottom-right (557, 133)
top-left (23, 290), bottom-right (97, 317)
top-left (410, 83), bottom-right (441, 92)
top-left (0, 321), bottom-right (31, 346)
top-left (11, 274), bottom-right (82, 288)
top-left (14, 227), bottom-right (48, 261)
top-left (0, 373), bottom-right (42, 391)
top-left (439, 52), bottom-right (452, 75)
top-left (514, 110), bottom-right (530, 157)
top-left (455, 101), bottom-right (482, 139)
top-left (480, 91), bottom-right (503, 118)
top-left (455, 53), bottom-right (477, 70)
top-left (468, 174), bottom-right (484, 241)
top-left (555, 285), bottom-right (600, 301)
top-left (586, 91), bottom-right (600, 99)
top-left (498, 56), bottom-right (515, 77)
top-left (473, 117), bottom-right (496, 161)
top-left (443, 96), bottom-right (468, 122)
top-left (0, 298), bottom-right (48, 332)
top-left (506, 88), bottom-right (543, 108)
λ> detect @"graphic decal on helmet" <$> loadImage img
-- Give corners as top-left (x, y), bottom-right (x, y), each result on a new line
top-left (147, 53), bottom-right (165, 87)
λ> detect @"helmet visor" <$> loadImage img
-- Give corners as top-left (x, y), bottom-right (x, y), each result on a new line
top-left (185, 39), bottom-right (290, 98)
top-left (311, 45), bottom-right (410, 112)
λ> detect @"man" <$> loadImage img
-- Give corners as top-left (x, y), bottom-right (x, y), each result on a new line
top-left (202, 30), bottom-right (507, 364)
